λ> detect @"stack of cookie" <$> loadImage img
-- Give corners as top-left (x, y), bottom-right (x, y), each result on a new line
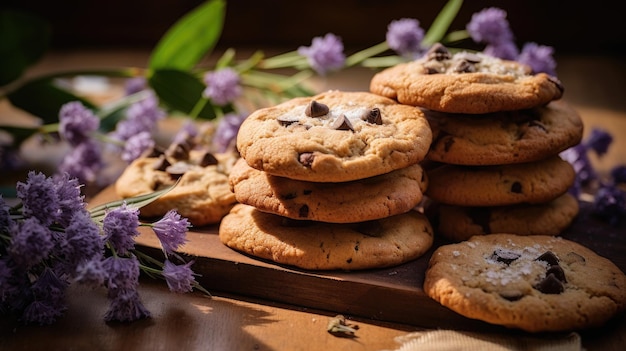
top-left (219, 90), bottom-right (435, 270)
top-left (370, 44), bottom-right (584, 242)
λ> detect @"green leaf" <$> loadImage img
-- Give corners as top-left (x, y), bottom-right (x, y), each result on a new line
top-left (6, 78), bottom-right (95, 125)
top-left (89, 181), bottom-right (179, 222)
top-left (148, 0), bottom-right (226, 70)
top-left (422, 0), bottom-right (464, 46)
top-left (0, 10), bottom-right (50, 85)
top-left (148, 69), bottom-right (231, 119)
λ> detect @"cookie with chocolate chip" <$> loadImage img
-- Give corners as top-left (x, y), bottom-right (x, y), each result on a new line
top-left (228, 158), bottom-right (427, 223)
top-left (430, 193), bottom-right (579, 241)
top-left (115, 150), bottom-right (238, 226)
top-left (219, 204), bottom-right (434, 270)
top-left (370, 44), bottom-right (564, 114)
top-left (424, 234), bottom-right (626, 332)
top-left (425, 155), bottom-right (575, 206)
top-left (236, 90), bottom-right (432, 182)
top-left (425, 100), bottom-right (583, 166)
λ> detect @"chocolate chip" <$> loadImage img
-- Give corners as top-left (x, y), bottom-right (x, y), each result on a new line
top-left (499, 289), bottom-right (524, 301)
top-left (198, 151), bottom-right (218, 167)
top-left (146, 145), bottom-right (166, 158)
top-left (491, 249), bottom-right (521, 265)
top-left (426, 43), bottom-right (451, 61)
top-left (362, 108), bottom-right (382, 125)
top-left (331, 114), bottom-right (354, 131)
top-left (303, 189), bottom-right (312, 195)
top-left (547, 265), bottom-right (567, 283)
top-left (277, 116), bottom-right (300, 126)
top-left (166, 142), bottom-right (190, 160)
top-left (152, 154), bottom-right (171, 171)
top-left (535, 251), bottom-right (560, 266)
top-left (534, 273), bottom-right (564, 294)
top-left (299, 152), bottom-right (315, 167)
top-left (305, 100), bottom-right (329, 117)
top-left (298, 204), bottom-right (309, 218)
top-left (453, 60), bottom-right (476, 73)
top-left (510, 181), bottom-right (522, 194)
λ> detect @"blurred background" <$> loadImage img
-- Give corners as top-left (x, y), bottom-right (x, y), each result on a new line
top-left (3, 0), bottom-right (624, 55)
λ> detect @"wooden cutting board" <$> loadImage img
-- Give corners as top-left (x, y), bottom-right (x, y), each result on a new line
top-left (90, 186), bottom-right (626, 332)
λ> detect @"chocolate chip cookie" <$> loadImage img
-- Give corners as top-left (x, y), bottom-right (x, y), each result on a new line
top-left (115, 149), bottom-right (238, 226)
top-left (228, 158), bottom-right (427, 223)
top-left (370, 44), bottom-right (564, 114)
top-left (236, 90), bottom-right (432, 182)
top-left (425, 155), bottom-right (575, 206)
top-left (430, 193), bottom-right (579, 241)
top-left (218, 204), bottom-right (434, 270)
top-left (424, 234), bottom-right (626, 332)
top-left (425, 99), bottom-right (583, 166)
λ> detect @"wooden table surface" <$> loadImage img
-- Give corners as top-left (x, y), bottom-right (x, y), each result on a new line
top-left (1, 50), bottom-right (626, 351)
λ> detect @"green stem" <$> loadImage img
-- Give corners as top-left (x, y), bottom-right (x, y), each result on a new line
top-left (189, 97), bottom-right (210, 119)
top-left (345, 42), bottom-right (390, 67)
top-left (258, 50), bottom-right (308, 70)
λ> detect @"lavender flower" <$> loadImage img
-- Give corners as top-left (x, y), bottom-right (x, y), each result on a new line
top-left (125, 77), bottom-right (147, 95)
top-left (102, 203), bottom-right (140, 255)
top-left (104, 288), bottom-right (151, 322)
top-left (9, 217), bottom-right (54, 269)
top-left (298, 33), bottom-right (346, 75)
top-left (58, 101), bottom-right (100, 146)
top-left (0, 195), bottom-right (12, 230)
top-left (63, 211), bottom-right (104, 271)
top-left (58, 139), bottom-right (104, 184)
top-left (162, 260), bottom-right (196, 293)
top-left (517, 42), bottom-right (557, 76)
top-left (21, 299), bottom-right (65, 325)
top-left (111, 92), bottom-right (165, 141)
top-left (16, 171), bottom-right (59, 226)
top-left (102, 256), bottom-right (140, 291)
top-left (152, 210), bottom-right (190, 255)
top-left (466, 7), bottom-right (514, 45)
top-left (202, 68), bottom-right (242, 106)
top-left (212, 113), bottom-right (246, 153)
top-left (584, 128), bottom-right (613, 157)
top-left (611, 165), bottom-right (626, 184)
top-left (593, 185), bottom-right (626, 226)
top-left (386, 18), bottom-right (425, 58)
top-left (52, 172), bottom-right (86, 227)
top-left (122, 131), bottom-right (155, 163)
top-left (561, 144), bottom-right (597, 190)
top-left (74, 257), bottom-right (107, 288)
top-left (30, 267), bottom-right (67, 306)
top-left (483, 41), bottom-right (519, 61)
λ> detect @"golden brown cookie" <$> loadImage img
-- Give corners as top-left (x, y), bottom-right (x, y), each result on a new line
top-left (115, 150), bottom-right (238, 226)
top-left (370, 44), bottom-right (564, 114)
top-left (236, 90), bottom-right (432, 182)
top-left (228, 158), bottom-right (428, 223)
top-left (430, 193), bottom-right (579, 241)
top-left (425, 155), bottom-right (575, 206)
top-left (425, 100), bottom-right (583, 165)
top-left (424, 234), bottom-right (626, 332)
top-left (218, 204), bottom-right (434, 270)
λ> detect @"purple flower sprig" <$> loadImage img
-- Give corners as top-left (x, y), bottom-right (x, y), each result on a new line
top-left (0, 171), bottom-right (208, 326)
top-left (560, 128), bottom-right (626, 226)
